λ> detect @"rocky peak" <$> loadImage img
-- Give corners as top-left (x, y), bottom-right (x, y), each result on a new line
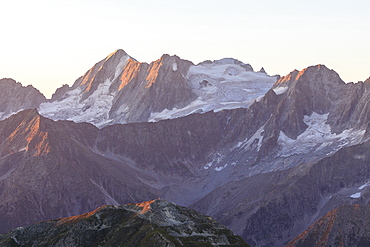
top-left (50, 84), bottom-right (71, 101)
top-left (254, 65), bottom-right (348, 157)
top-left (275, 65), bottom-right (344, 88)
top-left (0, 78), bottom-right (46, 120)
top-left (71, 49), bottom-right (132, 101)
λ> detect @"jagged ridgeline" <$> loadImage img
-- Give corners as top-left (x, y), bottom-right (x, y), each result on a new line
top-left (0, 200), bottom-right (249, 247)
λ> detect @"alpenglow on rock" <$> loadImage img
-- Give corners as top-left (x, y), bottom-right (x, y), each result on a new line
top-left (286, 204), bottom-right (370, 247)
top-left (0, 199), bottom-right (249, 247)
top-left (38, 49), bottom-right (277, 127)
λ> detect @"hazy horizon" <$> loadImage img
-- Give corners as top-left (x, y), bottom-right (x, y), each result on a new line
top-left (1, 0), bottom-right (369, 98)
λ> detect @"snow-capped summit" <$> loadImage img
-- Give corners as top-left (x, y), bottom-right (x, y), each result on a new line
top-left (39, 50), bottom-right (277, 127)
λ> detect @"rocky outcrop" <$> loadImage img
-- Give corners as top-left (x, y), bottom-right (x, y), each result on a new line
top-left (0, 78), bottom-right (46, 120)
top-left (286, 205), bottom-right (370, 247)
top-left (50, 84), bottom-right (70, 101)
top-left (0, 199), bottom-right (249, 247)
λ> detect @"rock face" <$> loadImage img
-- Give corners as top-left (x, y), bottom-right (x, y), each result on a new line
top-left (0, 199), bottom-right (249, 247)
top-left (286, 205), bottom-right (370, 247)
top-left (39, 50), bottom-right (198, 126)
top-left (0, 78), bottom-right (46, 120)
top-left (0, 110), bottom-right (161, 233)
top-left (191, 138), bottom-right (370, 246)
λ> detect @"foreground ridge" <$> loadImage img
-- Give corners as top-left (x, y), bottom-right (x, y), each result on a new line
top-left (0, 199), bottom-right (249, 247)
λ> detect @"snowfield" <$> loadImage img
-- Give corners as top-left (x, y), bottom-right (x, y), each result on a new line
top-left (149, 59), bottom-right (277, 122)
top-left (277, 112), bottom-right (365, 157)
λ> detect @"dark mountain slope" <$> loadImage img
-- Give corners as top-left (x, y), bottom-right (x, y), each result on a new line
top-left (286, 204), bottom-right (370, 247)
top-left (191, 137), bottom-right (370, 246)
top-left (0, 110), bottom-right (161, 233)
top-left (0, 199), bottom-right (249, 247)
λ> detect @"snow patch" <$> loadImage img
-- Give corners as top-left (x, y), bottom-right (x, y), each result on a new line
top-left (350, 192), bottom-right (361, 199)
top-left (113, 55), bottom-right (130, 81)
top-left (277, 112), bottom-right (365, 157)
top-left (40, 78), bottom-right (117, 128)
top-left (0, 109), bottom-right (23, 121)
top-left (237, 125), bottom-right (265, 151)
top-left (204, 162), bottom-right (213, 170)
top-left (273, 86), bottom-right (288, 95)
top-left (255, 95), bottom-right (264, 102)
top-left (359, 182), bottom-right (370, 190)
top-left (172, 62), bottom-right (178, 71)
top-left (214, 164), bottom-right (228, 172)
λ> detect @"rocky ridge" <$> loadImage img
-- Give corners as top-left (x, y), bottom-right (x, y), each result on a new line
top-left (286, 204), bottom-right (370, 247)
top-left (0, 78), bottom-right (46, 120)
top-left (0, 199), bottom-right (249, 247)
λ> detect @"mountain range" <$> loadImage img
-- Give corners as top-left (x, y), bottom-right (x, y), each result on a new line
top-left (1, 49), bottom-right (370, 246)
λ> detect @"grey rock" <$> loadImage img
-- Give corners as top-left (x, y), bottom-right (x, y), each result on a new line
top-left (0, 78), bottom-right (46, 119)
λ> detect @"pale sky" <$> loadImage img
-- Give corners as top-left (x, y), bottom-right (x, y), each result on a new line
top-left (1, 0), bottom-right (369, 98)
